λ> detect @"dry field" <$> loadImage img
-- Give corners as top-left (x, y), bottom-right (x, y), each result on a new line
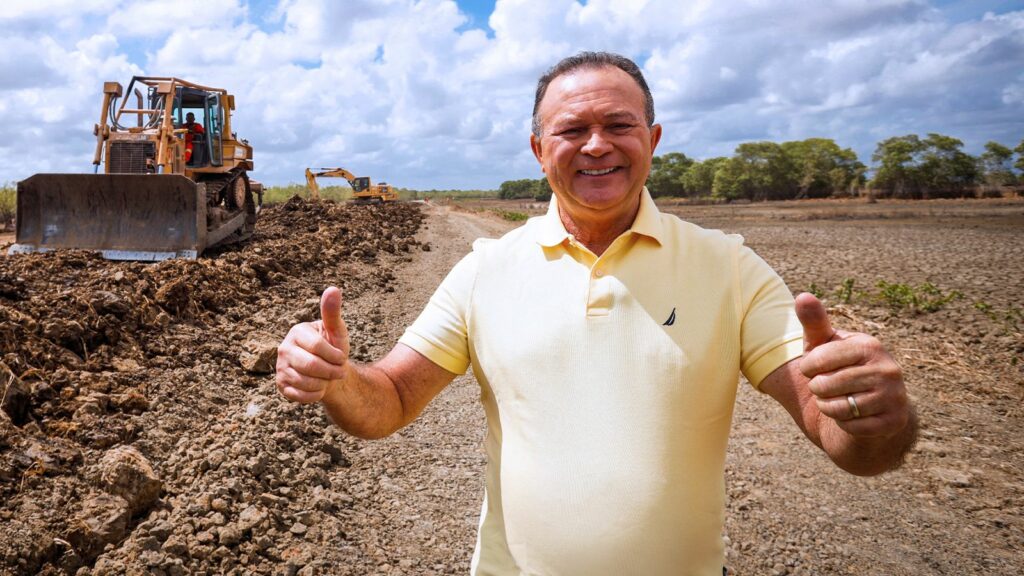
top-left (1, 196), bottom-right (1021, 575)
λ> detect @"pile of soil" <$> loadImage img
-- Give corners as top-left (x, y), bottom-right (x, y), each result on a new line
top-left (0, 198), bottom-right (428, 575)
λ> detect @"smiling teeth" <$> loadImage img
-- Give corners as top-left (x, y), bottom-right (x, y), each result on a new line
top-left (580, 168), bottom-right (616, 175)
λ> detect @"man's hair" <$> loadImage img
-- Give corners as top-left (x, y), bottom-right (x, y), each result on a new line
top-left (531, 51), bottom-right (655, 137)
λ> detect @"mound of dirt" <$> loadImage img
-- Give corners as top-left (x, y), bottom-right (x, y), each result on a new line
top-left (0, 198), bottom-right (426, 574)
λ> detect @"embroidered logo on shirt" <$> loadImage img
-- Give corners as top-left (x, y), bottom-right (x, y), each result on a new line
top-left (663, 307), bottom-right (676, 326)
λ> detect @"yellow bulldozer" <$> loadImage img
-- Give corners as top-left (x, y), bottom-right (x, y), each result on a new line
top-left (305, 167), bottom-right (398, 204)
top-left (9, 76), bottom-right (261, 261)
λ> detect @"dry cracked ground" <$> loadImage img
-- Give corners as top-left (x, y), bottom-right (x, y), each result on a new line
top-left (1, 196), bottom-right (1022, 575)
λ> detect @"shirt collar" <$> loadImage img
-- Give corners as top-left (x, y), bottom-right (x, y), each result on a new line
top-left (535, 186), bottom-right (666, 248)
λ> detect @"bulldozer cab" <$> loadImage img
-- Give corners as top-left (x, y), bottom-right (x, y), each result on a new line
top-left (171, 88), bottom-right (224, 168)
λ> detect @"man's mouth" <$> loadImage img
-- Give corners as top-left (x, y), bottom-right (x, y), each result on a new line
top-left (578, 167), bottom-right (620, 176)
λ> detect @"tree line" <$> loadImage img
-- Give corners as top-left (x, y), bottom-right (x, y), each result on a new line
top-left (494, 135), bottom-right (1024, 201)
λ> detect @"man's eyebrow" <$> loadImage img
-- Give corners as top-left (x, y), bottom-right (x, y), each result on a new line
top-left (549, 110), bottom-right (641, 126)
top-left (603, 111), bottom-right (640, 121)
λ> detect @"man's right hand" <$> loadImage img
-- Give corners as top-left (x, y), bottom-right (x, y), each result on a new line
top-left (276, 286), bottom-right (351, 404)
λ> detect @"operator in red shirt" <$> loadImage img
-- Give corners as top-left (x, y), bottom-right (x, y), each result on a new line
top-left (183, 112), bottom-right (204, 164)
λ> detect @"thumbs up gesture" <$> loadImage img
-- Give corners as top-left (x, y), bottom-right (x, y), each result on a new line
top-left (796, 293), bottom-right (909, 438)
top-left (276, 286), bottom-right (352, 404)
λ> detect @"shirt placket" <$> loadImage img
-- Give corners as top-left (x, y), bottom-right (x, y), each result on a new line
top-left (568, 234), bottom-right (632, 318)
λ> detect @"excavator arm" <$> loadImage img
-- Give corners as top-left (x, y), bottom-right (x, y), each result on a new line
top-left (305, 167), bottom-right (372, 199)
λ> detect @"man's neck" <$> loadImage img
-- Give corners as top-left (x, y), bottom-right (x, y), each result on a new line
top-left (557, 194), bottom-right (641, 257)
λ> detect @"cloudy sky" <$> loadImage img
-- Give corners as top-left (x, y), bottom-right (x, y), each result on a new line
top-left (1, 0), bottom-right (1022, 189)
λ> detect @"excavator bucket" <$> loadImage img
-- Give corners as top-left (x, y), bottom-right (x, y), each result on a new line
top-left (9, 174), bottom-right (207, 261)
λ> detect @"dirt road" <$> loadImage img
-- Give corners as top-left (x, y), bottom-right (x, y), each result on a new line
top-left (1, 198), bottom-right (1021, 575)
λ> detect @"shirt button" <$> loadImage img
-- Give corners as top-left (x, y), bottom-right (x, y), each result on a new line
top-left (594, 269), bottom-right (604, 278)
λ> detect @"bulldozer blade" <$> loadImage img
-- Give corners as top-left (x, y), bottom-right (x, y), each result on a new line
top-left (10, 174), bottom-right (206, 261)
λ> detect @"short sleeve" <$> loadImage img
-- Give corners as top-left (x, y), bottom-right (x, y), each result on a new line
top-left (737, 244), bottom-right (804, 389)
top-left (397, 250), bottom-right (478, 375)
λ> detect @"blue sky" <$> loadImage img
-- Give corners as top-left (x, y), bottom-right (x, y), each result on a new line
top-left (0, 0), bottom-right (1022, 189)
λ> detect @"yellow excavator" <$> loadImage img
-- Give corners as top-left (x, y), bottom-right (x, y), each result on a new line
top-left (9, 76), bottom-right (261, 261)
top-left (305, 167), bottom-right (398, 203)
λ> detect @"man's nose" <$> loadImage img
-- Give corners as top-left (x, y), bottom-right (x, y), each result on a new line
top-left (581, 130), bottom-right (612, 156)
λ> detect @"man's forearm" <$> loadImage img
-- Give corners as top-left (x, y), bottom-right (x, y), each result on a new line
top-left (818, 405), bottom-right (919, 476)
top-left (320, 361), bottom-right (407, 440)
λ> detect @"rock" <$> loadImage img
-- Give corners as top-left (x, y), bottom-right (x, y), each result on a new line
top-left (320, 443), bottom-right (349, 467)
top-left (238, 334), bottom-right (279, 374)
top-left (0, 361), bottom-right (31, 425)
top-left (111, 357), bottom-right (144, 373)
top-left (289, 522), bottom-right (308, 536)
top-left (237, 506), bottom-right (268, 532)
top-left (930, 467), bottom-right (973, 488)
top-left (218, 525), bottom-right (243, 547)
top-left (113, 390), bottom-right (150, 414)
top-left (90, 291), bottom-right (130, 317)
top-left (66, 493), bottom-right (130, 561)
top-left (161, 535), bottom-right (189, 557)
top-left (98, 445), bottom-right (163, 515)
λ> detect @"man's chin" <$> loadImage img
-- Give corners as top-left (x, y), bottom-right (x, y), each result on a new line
top-left (564, 184), bottom-right (637, 211)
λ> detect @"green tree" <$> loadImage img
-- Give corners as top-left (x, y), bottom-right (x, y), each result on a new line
top-left (871, 134), bottom-right (979, 198)
top-left (918, 133), bottom-right (978, 197)
top-left (533, 177), bottom-right (552, 201)
top-left (682, 157), bottom-right (727, 197)
top-left (712, 141), bottom-right (797, 201)
top-left (979, 141), bottom-right (1017, 187)
top-left (781, 138), bottom-right (865, 198)
top-left (647, 152), bottom-right (693, 197)
top-left (870, 134), bottom-right (925, 198)
top-left (498, 179), bottom-right (537, 199)
top-left (1015, 139), bottom-right (1024, 173)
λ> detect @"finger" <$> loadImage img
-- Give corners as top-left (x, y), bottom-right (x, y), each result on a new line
top-left (815, 390), bottom-right (881, 421)
top-left (795, 292), bottom-right (835, 352)
top-left (278, 343), bottom-right (348, 381)
top-left (833, 411), bottom-right (910, 438)
top-left (289, 323), bottom-right (347, 367)
top-left (800, 336), bottom-right (873, 379)
top-left (320, 287), bottom-right (349, 354)
top-left (279, 383), bottom-right (327, 404)
top-left (276, 364), bottom-right (334, 394)
top-left (807, 359), bottom-right (905, 398)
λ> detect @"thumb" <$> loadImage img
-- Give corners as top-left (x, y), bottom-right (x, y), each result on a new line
top-left (319, 286), bottom-right (348, 350)
top-left (795, 292), bottom-right (835, 352)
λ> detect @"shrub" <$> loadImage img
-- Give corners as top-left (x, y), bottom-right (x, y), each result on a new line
top-left (836, 278), bottom-right (856, 304)
top-left (493, 209), bottom-right (528, 222)
top-left (875, 281), bottom-right (962, 313)
top-left (0, 184), bottom-right (15, 230)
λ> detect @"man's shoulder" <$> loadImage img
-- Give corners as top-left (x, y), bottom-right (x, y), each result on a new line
top-left (470, 215), bottom-right (547, 255)
top-left (658, 211), bottom-right (744, 249)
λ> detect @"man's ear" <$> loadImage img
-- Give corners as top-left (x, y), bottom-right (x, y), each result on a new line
top-left (650, 123), bottom-right (663, 154)
top-left (530, 133), bottom-right (545, 171)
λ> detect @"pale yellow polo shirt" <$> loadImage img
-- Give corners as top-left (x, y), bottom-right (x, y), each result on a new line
top-left (399, 188), bottom-right (804, 576)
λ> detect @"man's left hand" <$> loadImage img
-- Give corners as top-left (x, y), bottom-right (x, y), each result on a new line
top-left (795, 292), bottom-right (910, 438)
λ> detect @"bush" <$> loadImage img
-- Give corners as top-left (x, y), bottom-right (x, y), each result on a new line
top-left (0, 184), bottom-right (15, 230)
top-left (492, 209), bottom-right (528, 222)
top-left (875, 281), bottom-right (962, 313)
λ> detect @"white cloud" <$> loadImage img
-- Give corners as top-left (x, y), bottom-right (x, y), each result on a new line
top-left (106, 0), bottom-right (247, 37)
top-left (0, 0), bottom-right (1021, 189)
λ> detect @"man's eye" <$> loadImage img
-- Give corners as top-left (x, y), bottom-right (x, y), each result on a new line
top-left (610, 124), bottom-right (634, 132)
top-left (555, 127), bottom-right (583, 136)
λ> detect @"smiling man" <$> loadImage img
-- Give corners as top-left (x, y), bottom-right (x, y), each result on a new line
top-left (276, 52), bottom-right (917, 575)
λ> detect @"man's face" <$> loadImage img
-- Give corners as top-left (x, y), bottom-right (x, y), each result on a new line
top-left (186, 113), bottom-right (195, 124)
top-left (531, 66), bottom-right (661, 216)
